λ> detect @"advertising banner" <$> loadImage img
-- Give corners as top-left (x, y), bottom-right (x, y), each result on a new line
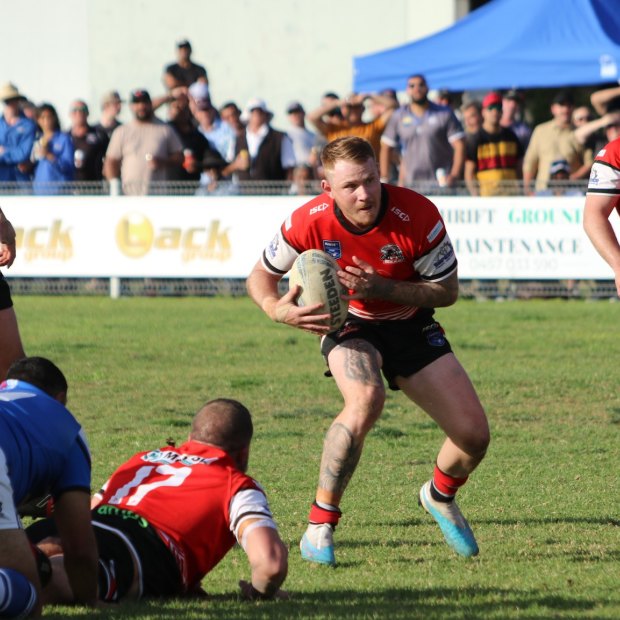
top-left (3, 195), bottom-right (617, 280)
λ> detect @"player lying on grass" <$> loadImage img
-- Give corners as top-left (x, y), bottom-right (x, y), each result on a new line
top-left (247, 136), bottom-right (490, 566)
top-left (0, 357), bottom-right (98, 618)
top-left (27, 398), bottom-right (288, 604)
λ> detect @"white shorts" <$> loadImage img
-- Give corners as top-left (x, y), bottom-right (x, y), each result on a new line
top-left (0, 447), bottom-right (20, 529)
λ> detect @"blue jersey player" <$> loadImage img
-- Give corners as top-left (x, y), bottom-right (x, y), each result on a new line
top-left (0, 357), bottom-right (98, 618)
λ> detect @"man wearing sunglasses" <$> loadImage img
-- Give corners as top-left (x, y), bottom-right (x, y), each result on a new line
top-left (380, 74), bottom-right (465, 189)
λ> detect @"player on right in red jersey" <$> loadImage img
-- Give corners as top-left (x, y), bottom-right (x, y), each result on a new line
top-left (247, 136), bottom-right (490, 565)
top-left (27, 398), bottom-right (288, 603)
top-left (584, 125), bottom-right (620, 296)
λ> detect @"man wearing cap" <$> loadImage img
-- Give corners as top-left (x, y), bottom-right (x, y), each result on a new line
top-left (380, 74), bottom-right (465, 188)
top-left (523, 90), bottom-right (585, 194)
top-left (0, 83), bottom-right (37, 183)
top-left (69, 100), bottom-right (108, 183)
top-left (240, 98), bottom-right (295, 182)
top-left (286, 102), bottom-right (316, 171)
top-left (500, 89), bottom-right (531, 151)
top-left (163, 39), bottom-right (208, 91)
top-left (584, 121), bottom-right (620, 296)
top-left (465, 92), bottom-right (523, 196)
top-left (103, 89), bottom-right (183, 195)
top-left (188, 82), bottom-right (236, 166)
top-left (94, 91), bottom-right (123, 141)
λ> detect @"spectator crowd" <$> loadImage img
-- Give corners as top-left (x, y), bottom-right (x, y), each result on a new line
top-left (1, 38), bottom-right (618, 197)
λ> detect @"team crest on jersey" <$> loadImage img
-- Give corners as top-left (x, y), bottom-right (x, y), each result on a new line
top-left (322, 240), bottom-right (342, 259)
top-left (267, 234), bottom-right (279, 259)
top-left (380, 244), bottom-right (405, 263)
top-left (433, 241), bottom-right (455, 269)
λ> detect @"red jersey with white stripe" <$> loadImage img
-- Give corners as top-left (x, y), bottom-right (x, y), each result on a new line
top-left (262, 184), bottom-right (457, 321)
top-left (96, 441), bottom-right (270, 591)
top-left (587, 136), bottom-right (620, 214)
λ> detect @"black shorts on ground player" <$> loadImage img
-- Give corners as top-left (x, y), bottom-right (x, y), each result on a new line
top-left (321, 310), bottom-right (453, 391)
top-left (26, 506), bottom-right (182, 602)
top-left (0, 273), bottom-right (13, 310)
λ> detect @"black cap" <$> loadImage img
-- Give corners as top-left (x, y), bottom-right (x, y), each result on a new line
top-left (176, 39), bottom-right (191, 49)
top-left (286, 101), bottom-right (304, 114)
top-left (130, 89), bottom-right (151, 104)
top-left (504, 88), bottom-right (524, 101)
top-left (552, 90), bottom-right (574, 105)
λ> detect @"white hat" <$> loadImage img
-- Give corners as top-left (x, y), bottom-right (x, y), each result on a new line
top-left (241, 97), bottom-right (272, 122)
top-left (188, 81), bottom-right (211, 110)
top-left (0, 82), bottom-right (25, 102)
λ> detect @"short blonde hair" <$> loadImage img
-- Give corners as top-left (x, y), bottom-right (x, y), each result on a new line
top-left (321, 136), bottom-right (376, 173)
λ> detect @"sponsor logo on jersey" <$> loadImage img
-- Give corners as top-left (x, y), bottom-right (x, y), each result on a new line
top-left (588, 167), bottom-right (600, 185)
top-left (427, 220), bottom-right (444, 243)
top-left (142, 450), bottom-right (218, 467)
top-left (433, 240), bottom-right (455, 270)
top-left (322, 240), bottom-right (342, 259)
top-left (309, 202), bottom-right (329, 215)
top-left (267, 234), bottom-right (279, 259)
top-left (95, 505), bottom-right (150, 528)
top-left (390, 206), bottom-right (410, 222)
top-left (380, 244), bottom-right (405, 263)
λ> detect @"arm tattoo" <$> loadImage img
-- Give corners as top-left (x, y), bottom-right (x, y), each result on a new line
top-left (374, 271), bottom-right (459, 308)
top-left (319, 423), bottom-right (363, 495)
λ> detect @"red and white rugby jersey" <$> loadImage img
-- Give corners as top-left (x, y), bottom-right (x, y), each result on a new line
top-left (96, 441), bottom-right (272, 591)
top-left (587, 136), bottom-right (620, 213)
top-left (261, 184), bottom-right (457, 320)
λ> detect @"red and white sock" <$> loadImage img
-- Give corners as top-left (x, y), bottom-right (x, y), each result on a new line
top-left (431, 465), bottom-right (468, 502)
top-left (309, 501), bottom-right (341, 529)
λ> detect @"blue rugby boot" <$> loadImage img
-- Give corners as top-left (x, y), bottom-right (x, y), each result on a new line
top-left (300, 523), bottom-right (336, 566)
top-left (419, 480), bottom-right (479, 558)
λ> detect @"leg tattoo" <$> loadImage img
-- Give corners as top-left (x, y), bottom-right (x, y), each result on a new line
top-left (342, 343), bottom-right (384, 387)
top-left (319, 423), bottom-right (363, 496)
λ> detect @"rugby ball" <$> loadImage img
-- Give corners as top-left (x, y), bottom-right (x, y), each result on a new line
top-left (289, 250), bottom-right (349, 330)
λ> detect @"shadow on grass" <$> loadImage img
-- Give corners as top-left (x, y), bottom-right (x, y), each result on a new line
top-left (42, 586), bottom-right (606, 619)
top-left (383, 515), bottom-right (620, 528)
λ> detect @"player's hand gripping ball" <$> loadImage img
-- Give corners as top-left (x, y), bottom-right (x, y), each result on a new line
top-left (289, 250), bottom-right (349, 330)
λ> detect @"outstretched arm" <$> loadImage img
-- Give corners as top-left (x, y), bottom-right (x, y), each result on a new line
top-left (237, 521), bottom-right (288, 600)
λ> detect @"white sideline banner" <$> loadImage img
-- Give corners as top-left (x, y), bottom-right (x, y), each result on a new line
top-left (2, 195), bottom-right (618, 280)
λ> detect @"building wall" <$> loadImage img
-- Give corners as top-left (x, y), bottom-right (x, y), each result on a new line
top-left (0, 0), bottom-right (459, 129)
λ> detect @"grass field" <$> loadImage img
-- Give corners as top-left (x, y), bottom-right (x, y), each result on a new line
top-left (13, 294), bottom-right (620, 619)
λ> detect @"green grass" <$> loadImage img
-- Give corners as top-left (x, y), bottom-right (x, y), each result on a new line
top-left (14, 295), bottom-right (620, 619)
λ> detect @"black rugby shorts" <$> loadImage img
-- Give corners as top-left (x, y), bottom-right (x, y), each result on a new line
top-left (321, 312), bottom-right (452, 390)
